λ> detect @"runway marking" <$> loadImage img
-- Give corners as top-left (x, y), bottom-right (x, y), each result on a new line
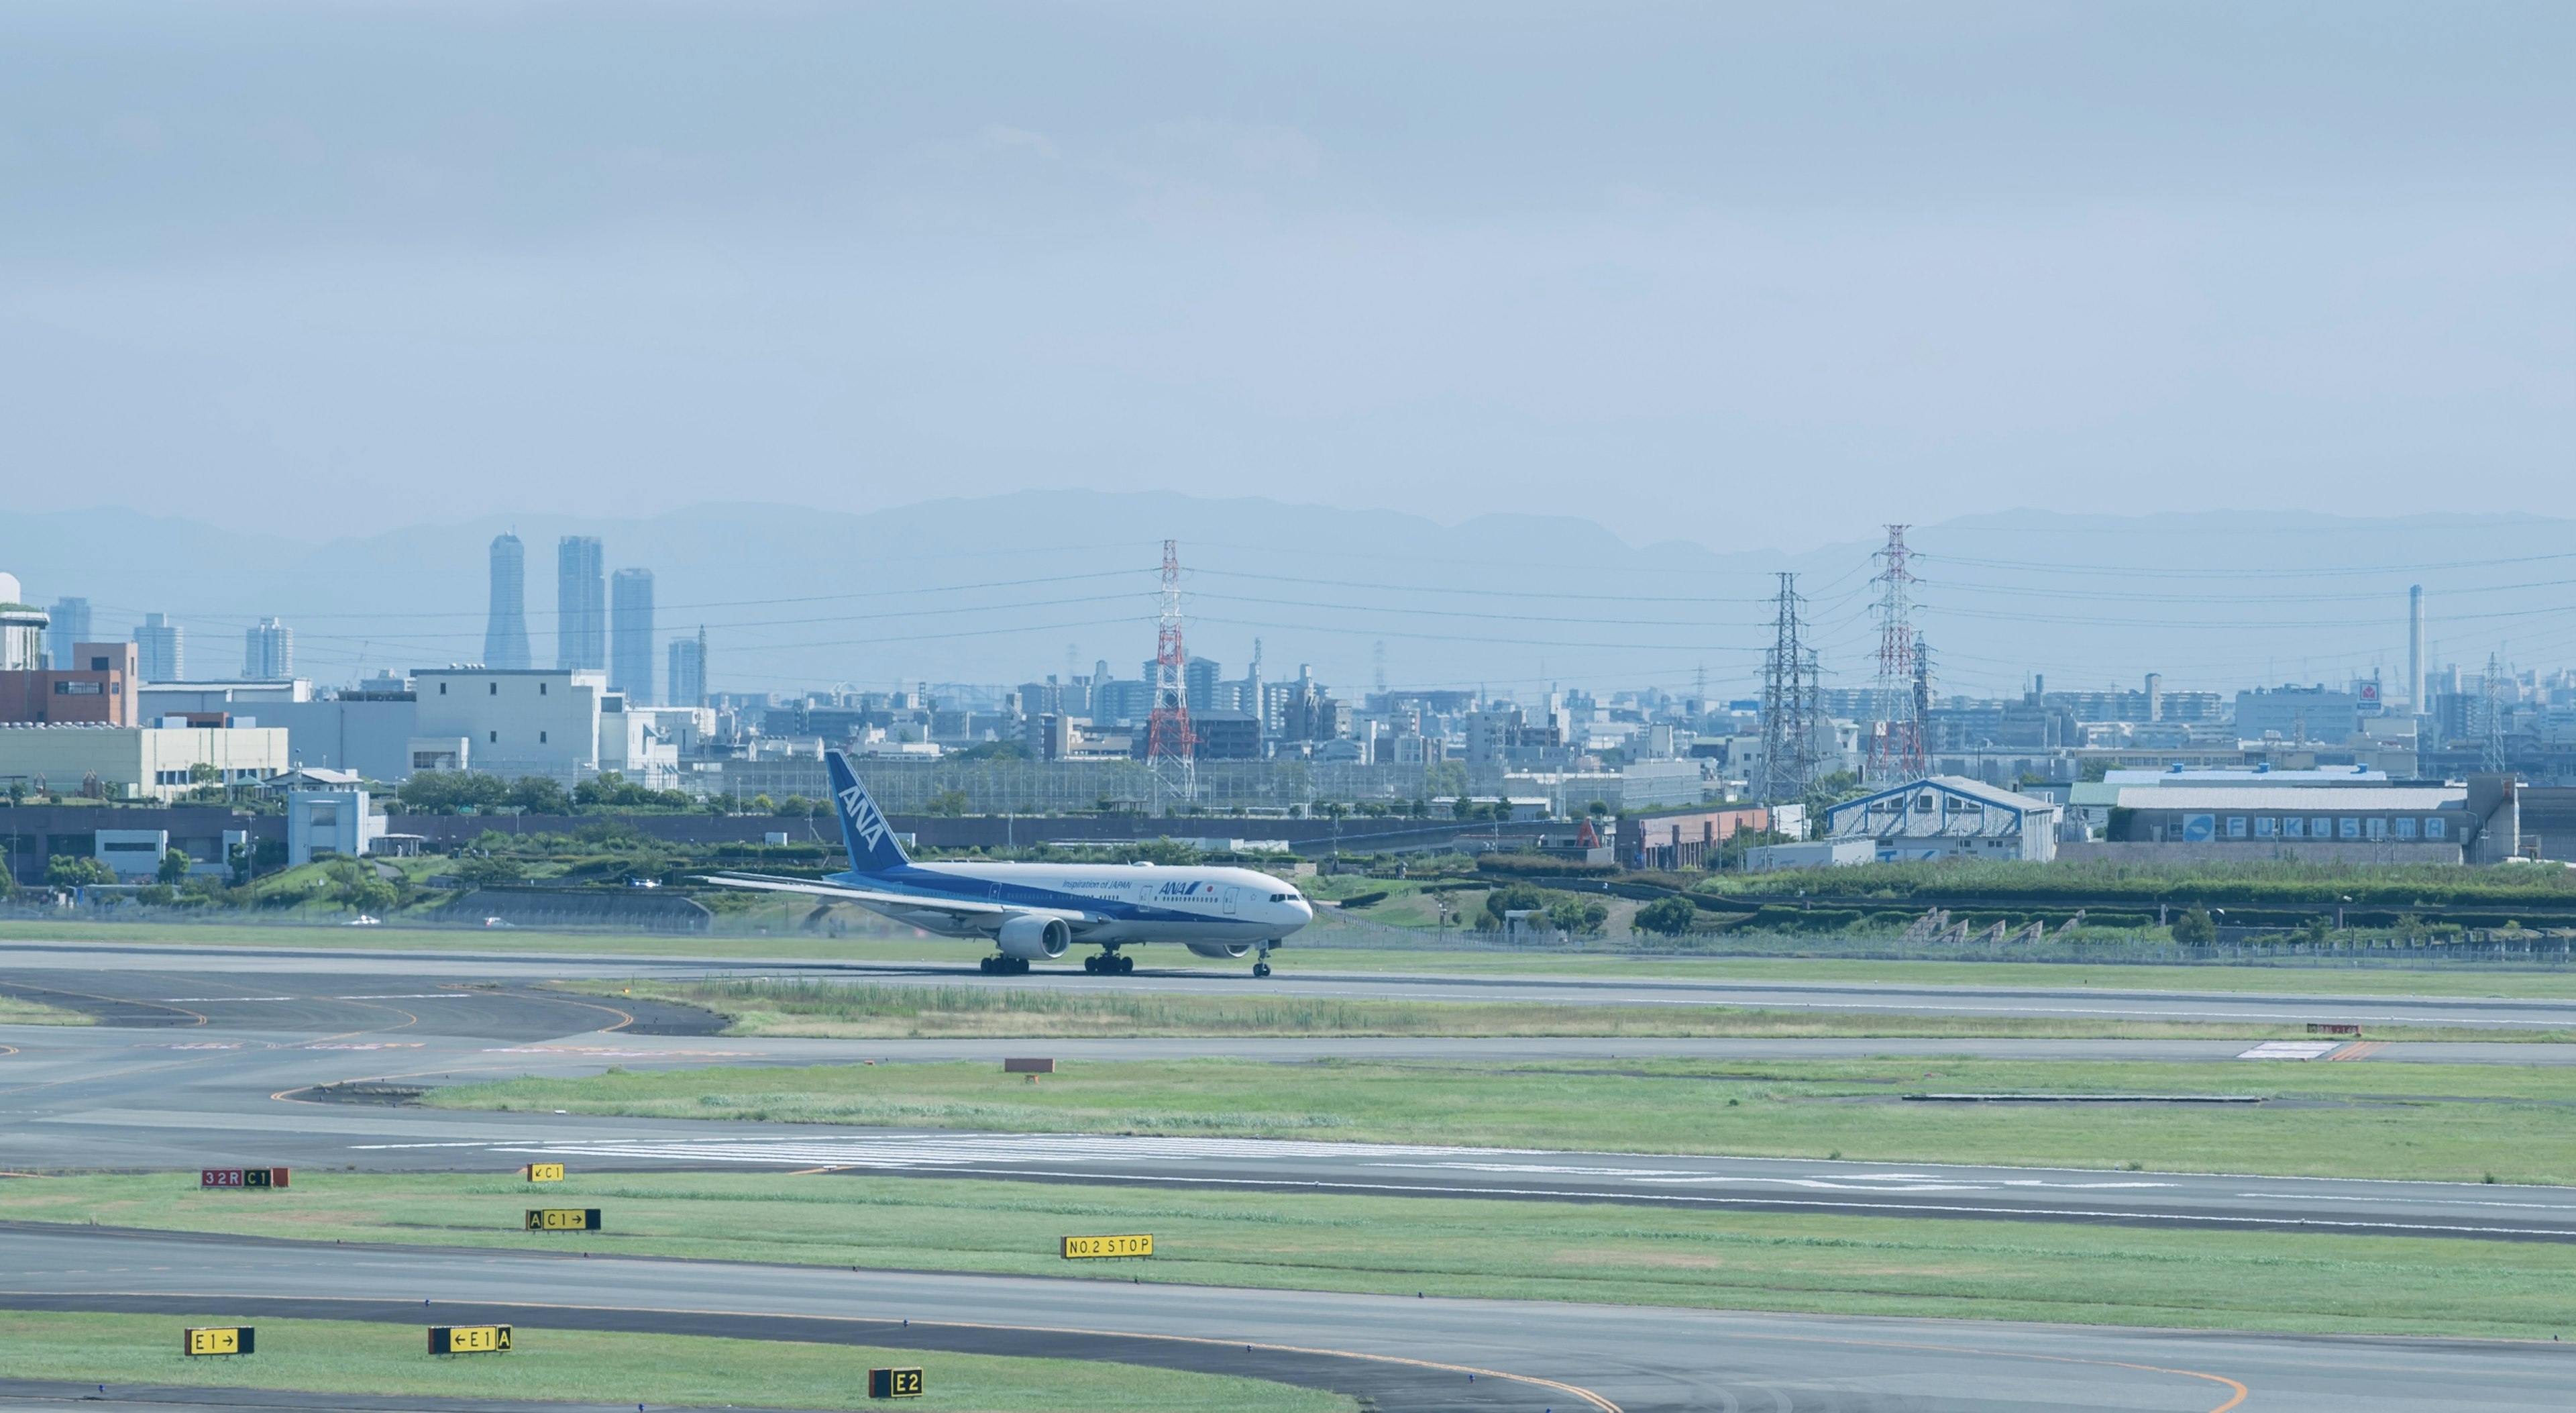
top-left (158, 997), bottom-right (296, 1003)
top-left (2237, 1040), bottom-right (2343, 1060)
top-left (1735, 1329), bottom-right (2246, 1413)
top-left (301, 1043), bottom-right (426, 1050)
top-left (2330, 1041), bottom-right (2390, 1061)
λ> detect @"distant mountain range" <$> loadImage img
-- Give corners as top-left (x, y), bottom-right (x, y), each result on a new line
top-left (2, 495), bottom-right (2565, 701)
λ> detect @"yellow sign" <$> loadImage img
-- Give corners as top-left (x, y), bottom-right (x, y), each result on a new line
top-left (1061, 1233), bottom-right (1153, 1259)
top-left (869, 1366), bottom-right (925, 1398)
top-left (428, 1324), bottom-right (513, 1355)
top-left (183, 1326), bottom-right (252, 1356)
top-left (525, 1207), bottom-right (600, 1231)
top-left (526, 1163), bottom-right (566, 1182)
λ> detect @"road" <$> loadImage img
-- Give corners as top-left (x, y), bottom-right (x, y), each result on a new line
top-left (6, 1224), bottom-right (2570, 1412)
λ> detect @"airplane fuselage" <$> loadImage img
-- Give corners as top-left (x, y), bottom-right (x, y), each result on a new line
top-left (832, 859), bottom-right (1314, 945)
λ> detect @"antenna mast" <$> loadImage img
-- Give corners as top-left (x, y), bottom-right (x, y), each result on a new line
top-left (1146, 539), bottom-right (1197, 811)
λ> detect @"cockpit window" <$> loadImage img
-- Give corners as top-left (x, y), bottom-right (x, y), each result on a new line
top-left (1269, 893), bottom-right (1289, 903)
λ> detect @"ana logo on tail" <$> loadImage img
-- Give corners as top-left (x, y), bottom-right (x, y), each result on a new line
top-left (826, 751), bottom-right (911, 874)
top-left (840, 780), bottom-right (891, 853)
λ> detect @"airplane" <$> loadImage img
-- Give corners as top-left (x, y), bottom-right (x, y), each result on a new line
top-left (700, 749), bottom-right (1315, 976)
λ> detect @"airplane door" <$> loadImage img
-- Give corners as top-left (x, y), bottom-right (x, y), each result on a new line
top-left (1222, 886), bottom-right (1239, 915)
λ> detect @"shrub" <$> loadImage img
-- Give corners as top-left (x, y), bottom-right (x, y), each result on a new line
top-left (1633, 894), bottom-right (1701, 936)
top-left (2171, 905), bottom-right (2217, 945)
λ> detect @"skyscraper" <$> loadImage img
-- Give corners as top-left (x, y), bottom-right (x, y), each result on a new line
top-left (667, 627), bottom-right (706, 709)
top-left (48, 596), bottom-right (89, 669)
top-left (484, 534), bottom-right (532, 670)
top-left (136, 612), bottom-right (184, 682)
top-left (609, 567), bottom-right (655, 704)
top-left (556, 536), bottom-right (605, 672)
top-left (243, 617), bottom-right (294, 680)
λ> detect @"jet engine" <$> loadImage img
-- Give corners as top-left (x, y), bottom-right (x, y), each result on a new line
top-left (995, 915), bottom-right (1071, 961)
top-left (1185, 941), bottom-right (1252, 959)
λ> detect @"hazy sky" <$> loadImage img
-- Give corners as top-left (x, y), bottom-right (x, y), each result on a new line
top-left (5, 2), bottom-right (2571, 550)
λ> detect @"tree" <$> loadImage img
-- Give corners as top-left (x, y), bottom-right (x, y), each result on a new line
top-left (1483, 882), bottom-right (1548, 929)
top-left (346, 876), bottom-right (398, 914)
top-left (155, 849), bottom-right (192, 886)
top-left (2171, 905), bottom-right (2217, 945)
top-left (450, 855), bottom-right (525, 888)
top-left (506, 776), bottom-right (572, 815)
top-left (773, 795), bottom-right (814, 817)
top-left (47, 855), bottom-right (113, 888)
top-left (923, 790), bottom-right (971, 817)
top-left (1547, 896), bottom-right (1610, 933)
top-left (1634, 895), bottom-right (1701, 936)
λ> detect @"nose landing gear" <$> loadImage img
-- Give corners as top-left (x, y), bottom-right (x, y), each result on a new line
top-left (1252, 943), bottom-right (1273, 979)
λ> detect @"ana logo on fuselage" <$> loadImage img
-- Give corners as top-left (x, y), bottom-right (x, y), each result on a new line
top-left (1158, 880), bottom-right (1205, 896)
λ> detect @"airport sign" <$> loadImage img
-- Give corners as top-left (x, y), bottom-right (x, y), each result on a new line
top-left (182, 1326), bottom-right (253, 1356)
top-left (525, 1208), bottom-right (602, 1231)
top-left (1060, 1233), bottom-right (1152, 1259)
top-left (428, 1324), bottom-right (513, 1355)
top-left (201, 1168), bottom-right (288, 1189)
top-left (868, 1366), bottom-right (925, 1398)
top-left (525, 1163), bottom-right (566, 1182)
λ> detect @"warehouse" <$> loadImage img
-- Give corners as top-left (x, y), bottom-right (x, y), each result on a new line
top-left (1823, 776), bottom-right (2059, 863)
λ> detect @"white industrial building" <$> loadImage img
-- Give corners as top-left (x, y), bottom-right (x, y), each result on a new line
top-left (411, 666), bottom-right (607, 780)
top-left (0, 723), bottom-right (289, 802)
top-left (1823, 775), bottom-right (2061, 863)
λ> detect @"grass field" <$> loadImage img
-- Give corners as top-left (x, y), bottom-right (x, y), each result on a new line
top-left (9, 918), bottom-right (2576, 998)
top-left (0, 994), bottom-right (89, 1025)
top-left (0, 1308), bottom-right (1346, 1412)
top-left (429, 1054), bottom-right (2576, 1184)
top-left (1, 1171), bottom-right (2566, 1341)
top-left (561, 976), bottom-right (2576, 1043)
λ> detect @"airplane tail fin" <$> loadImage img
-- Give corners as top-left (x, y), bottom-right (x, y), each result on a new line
top-left (825, 750), bottom-right (912, 876)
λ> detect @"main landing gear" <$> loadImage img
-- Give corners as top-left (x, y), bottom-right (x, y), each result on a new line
top-left (1083, 951), bottom-right (1135, 975)
top-left (979, 955), bottom-right (1032, 976)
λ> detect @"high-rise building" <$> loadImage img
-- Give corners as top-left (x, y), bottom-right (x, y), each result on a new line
top-left (49, 596), bottom-right (90, 670)
top-left (0, 573), bottom-right (46, 672)
top-left (609, 568), bottom-right (655, 704)
top-left (667, 627), bottom-right (707, 709)
top-left (135, 612), bottom-right (184, 682)
top-left (243, 617), bottom-right (294, 680)
top-left (484, 533), bottom-right (533, 670)
top-left (556, 536), bottom-right (605, 672)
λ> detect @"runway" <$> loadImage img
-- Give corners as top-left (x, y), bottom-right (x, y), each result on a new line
top-left (10, 937), bottom-right (2576, 1029)
top-left (8, 1224), bottom-right (2571, 1412)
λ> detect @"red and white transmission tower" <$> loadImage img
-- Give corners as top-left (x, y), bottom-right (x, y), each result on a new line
top-left (1145, 539), bottom-right (1196, 810)
top-left (1866, 524), bottom-right (1927, 783)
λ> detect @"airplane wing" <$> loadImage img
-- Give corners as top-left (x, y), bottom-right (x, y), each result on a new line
top-left (697, 872), bottom-right (1082, 923)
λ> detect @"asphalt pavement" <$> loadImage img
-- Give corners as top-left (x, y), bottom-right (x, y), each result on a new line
top-left (2, 937), bottom-right (2574, 1408)
top-left (9, 1225), bottom-right (2571, 1412)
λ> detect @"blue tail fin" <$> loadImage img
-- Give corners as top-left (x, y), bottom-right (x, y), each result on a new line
top-left (826, 750), bottom-right (912, 875)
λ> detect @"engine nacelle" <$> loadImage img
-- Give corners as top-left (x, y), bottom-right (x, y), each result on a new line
top-left (1185, 941), bottom-right (1252, 959)
top-left (995, 915), bottom-right (1071, 961)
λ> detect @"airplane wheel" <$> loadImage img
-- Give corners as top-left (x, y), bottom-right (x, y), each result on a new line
top-left (1118, 955), bottom-right (1135, 974)
top-left (978, 957), bottom-right (997, 976)
top-left (1013, 957), bottom-right (1032, 975)
top-left (1252, 962), bottom-right (1272, 978)
top-left (1083, 955), bottom-right (1099, 974)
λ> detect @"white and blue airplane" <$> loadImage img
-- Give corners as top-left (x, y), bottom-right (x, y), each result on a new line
top-left (702, 750), bottom-right (1313, 976)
